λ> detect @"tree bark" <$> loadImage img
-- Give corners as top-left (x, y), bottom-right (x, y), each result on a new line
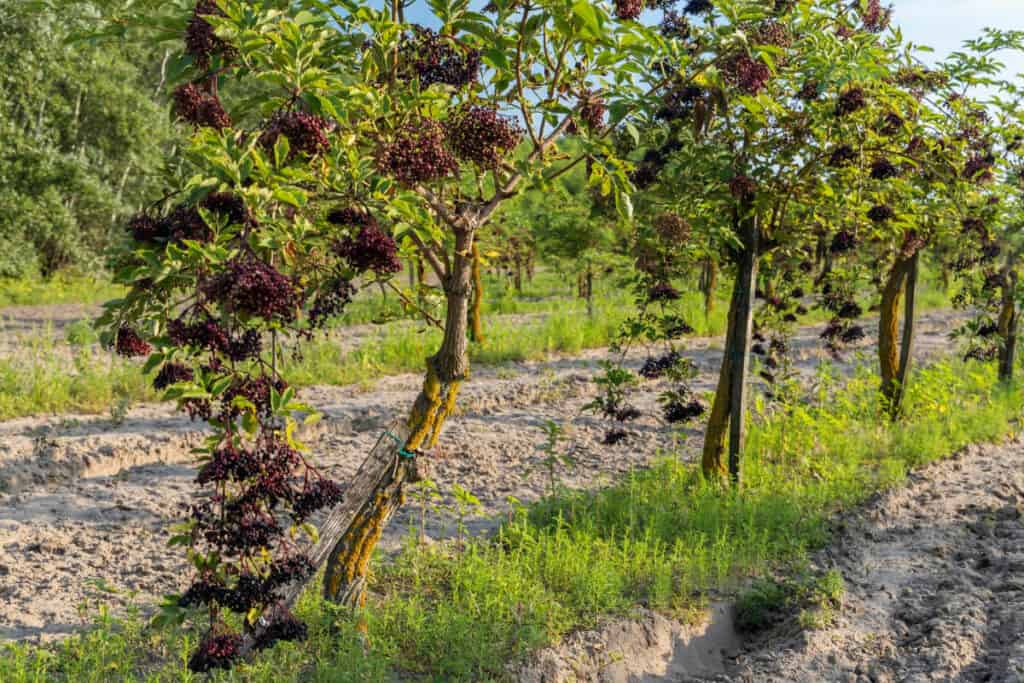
top-left (700, 258), bottom-right (717, 320)
top-left (701, 208), bottom-right (758, 482)
top-left (319, 227), bottom-right (475, 607)
top-left (469, 243), bottom-right (485, 344)
top-left (585, 262), bottom-right (594, 318)
top-left (998, 271), bottom-right (1018, 383)
top-left (878, 253), bottom-right (916, 417)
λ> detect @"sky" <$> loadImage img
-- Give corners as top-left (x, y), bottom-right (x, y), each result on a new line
top-left (894, 0), bottom-right (1024, 76)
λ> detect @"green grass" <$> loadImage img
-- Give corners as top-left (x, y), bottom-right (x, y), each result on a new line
top-left (0, 259), bottom-right (959, 421)
top-left (0, 274), bottom-right (124, 308)
top-left (1, 356), bottom-right (1020, 681)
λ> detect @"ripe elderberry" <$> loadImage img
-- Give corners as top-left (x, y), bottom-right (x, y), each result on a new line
top-left (576, 92), bottom-right (607, 132)
top-left (188, 632), bottom-right (242, 673)
top-left (657, 84), bottom-right (704, 121)
top-left (172, 83), bottom-right (231, 130)
top-left (326, 207), bottom-right (375, 228)
top-left (722, 53), bottom-right (772, 95)
top-left (963, 154), bottom-right (996, 183)
top-left (861, 0), bottom-right (892, 33)
top-left (836, 87), bottom-right (867, 118)
top-left (259, 111), bottom-right (331, 157)
top-left (664, 399), bottom-right (705, 423)
top-left (184, 0), bottom-right (232, 70)
top-left (202, 192), bottom-right (251, 228)
top-left (196, 444), bottom-right (261, 485)
top-left (649, 282), bottom-right (682, 302)
top-left (165, 204), bottom-right (214, 243)
top-left (840, 325), bottom-right (865, 344)
top-left (308, 277), bottom-right (355, 329)
top-left (603, 428), bottom-right (629, 445)
top-left (660, 11), bottom-right (691, 40)
top-left (399, 27), bottom-right (481, 89)
top-left (153, 362), bottom-right (195, 391)
top-left (653, 212), bottom-right (690, 244)
top-left (292, 478), bottom-right (345, 520)
top-left (880, 112), bottom-right (904, 136)
top-left (614, 0), bottom-right (644, 20)
top-left (446, 106), bottom-right (523, 168)
top-left (334, 224), bottom-right (402, 275)
top-left (253, 611), bottom-right (309, 651)
top-left (203, 257), bottom-right (300, 322)
top-left (870, 158), bottom-right (900, 180)
top-left (754, 21), bottom-right (792, 48)
top-left (867, 204), bottom-right (895, 223)
top-left (683, 0), bottom-right (713, 13)
top-left (640, 351), bottom-right (683, 379)
top-left (961, 217), bottom-right (985, 235)
top-left (376, 119), bottom-right (459, 185)
top-left (115, 326), bottom-right (151, 357)
top-left (828, 145), bottom-right (857, 168)
top-left (729, 174), bottom-right (758, 200)
top-left (837, 301), bottom-right (862, 319)
top-left (797, 80), bottom-right (820, 102)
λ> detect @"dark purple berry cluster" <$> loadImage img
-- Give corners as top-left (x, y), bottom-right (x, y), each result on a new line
top-left (308, 277), bottom-right (355, 328)
top-left (861, 0), bottom-right (892, 33)
top-left (653, 212), bottom-right (690, 244)
top-left (836, 87), bottom-right (867, 118)
top-left (657, 85), bottom-right (704, 121)
top-left (575, 93), bottom-right (607, 132)
top-left (173, 83), bottom-right (231, 130)
top-left (660, 11), bottom-right (691, 40)
top-left (754, 21), bottom-right (792, 48)
top-left (829, 230), bottom-right (858, 254)
top-left (640, 351), bottom-right (682, 379)
top-left (603, 428), bottom-right (629, 445)
top-left (797, 80), bottom-right (820, 102)
top-left (376, 119), bottom-right (459, 185)
top-left (259, 111), bottom-right (332, 157)
top-left (648, 282), bottom-right (682, 302)
top-left (153, 362), bottom-right (195, 391)
top-left (867, 204), bottom-right (895, 223)
top-left (202, 257), bottom-right (300, 322)
top-left (880, 112), bottom-right (904, 136)
top-left (870, 158), bottom-right (900, 180)
top-left (729, 174), bottom-right (758, 200)
top-left (184, 0), bottom-right (233, 70)
top-left (963, 153), bottom-right (996, 183)
top-left (828, 145), bottom-right (857, 168)
top-left (663, 399), bottom-right (705, 423)
top-left (188, 632), bottom-right (242, 673)
top-left (334, 224), bottom-right (402, 275)
top-left (326, 207), bottom-right (375, 228)
top-left (446, 106), bottom-right (523, 168)
top-left (722, 53), bottom-right (772, 95)
top-left (683, 0), bottom-right (713, 13)
top-left (115, 326), bottom-right (152, 358)
top-left (253, 611), bottom-right (309, 651)
top-left (127, 205), bottom-right (213, 246)
top-left (615, 0), bottom-right (644, 20)
top-left (399, 27), bottom-right (481, 89)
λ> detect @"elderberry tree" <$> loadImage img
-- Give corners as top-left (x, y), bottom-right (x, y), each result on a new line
top-left (939, 31), bottom-right (1024, 381)
top-left (626, 0), bottom-right (957, 480)
top-left (93, 0), bottom-right (664, 667)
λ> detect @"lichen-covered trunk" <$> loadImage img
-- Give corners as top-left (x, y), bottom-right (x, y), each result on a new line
top-left (998, 273), bottom-right (1018, 383)
top-left (322, 228), bottom-right (474, 606)
top-left (878, 253), bottom-right (916, 417)
top-left (701, 209), bottom-right (758, 482)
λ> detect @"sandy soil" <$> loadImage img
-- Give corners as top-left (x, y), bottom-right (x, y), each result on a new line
top-left (0, 310), bottom-right (962, 642)
top-left (713, 435), bottom-right (1024, 683)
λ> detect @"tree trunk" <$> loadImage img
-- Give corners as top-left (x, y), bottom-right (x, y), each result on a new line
top-left (998, 272), bottom-right (1018, 383)
top-left (700, 258), bottom-right (717, 320)
top-left (514, 257), bottom-right (523, 292)
top-left (320, 228), bottom-right (474, 606)
top-left (878, 253), bottom-right (916, 416)
top-left (469, 243), bottom-right (485, 344)
top-left (893, 252), bottom-right (918, 415)
top-left (585, 263), bottom-right (594, 318)
top-left (701, 209), bottom-right (758, 482)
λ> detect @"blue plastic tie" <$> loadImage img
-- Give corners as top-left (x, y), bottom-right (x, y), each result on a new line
top-left (385, 430), bottom-right (417, 459)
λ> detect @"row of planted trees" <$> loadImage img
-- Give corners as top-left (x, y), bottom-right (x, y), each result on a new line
top-left (87, 0), bottom-right (1023, 671)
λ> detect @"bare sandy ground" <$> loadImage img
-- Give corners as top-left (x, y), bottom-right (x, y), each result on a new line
top-left (0, 310), bottom-right (962, 642)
